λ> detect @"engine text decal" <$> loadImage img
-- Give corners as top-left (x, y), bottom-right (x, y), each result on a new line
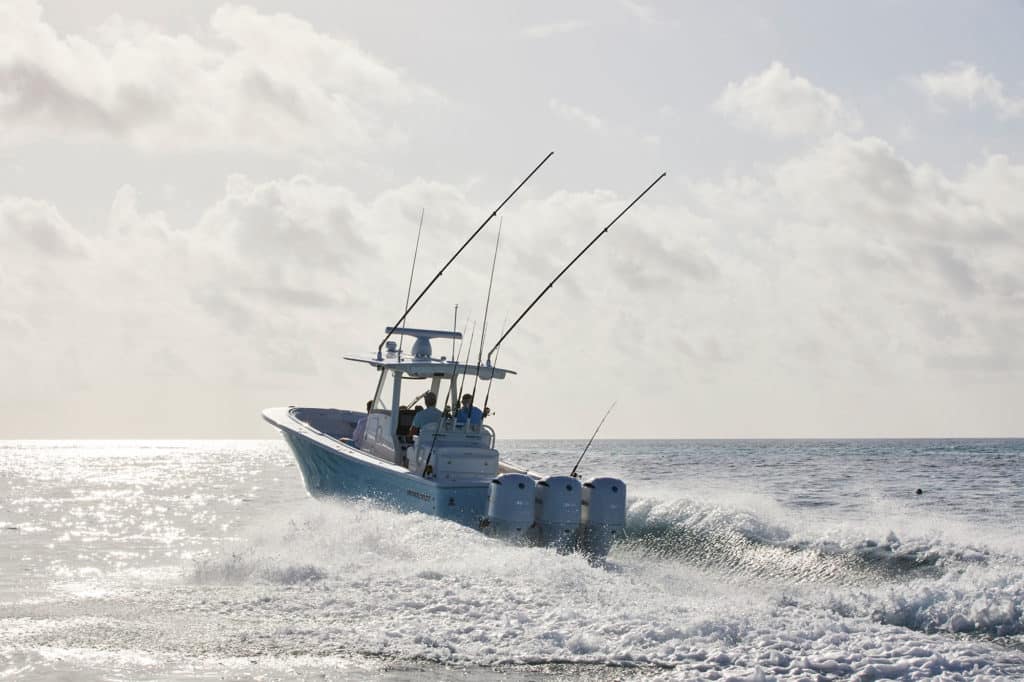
top-left (407, 489), bottom-right (432, 502)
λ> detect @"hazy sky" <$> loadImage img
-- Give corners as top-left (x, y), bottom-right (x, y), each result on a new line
top-left (2, 1), bottom-right (1022, 438)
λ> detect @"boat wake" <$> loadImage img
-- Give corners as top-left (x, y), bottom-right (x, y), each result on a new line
top-left (10, 493), bottom-right (1017, 679)
top-left (621, 496), bottom-right (954, 584)
top-left (619, 494), bottom-right (1024, 642)
top-left (176, 492), bottom-right (1024, 676)
top-left (6, 440), bottom-right (1022, 680)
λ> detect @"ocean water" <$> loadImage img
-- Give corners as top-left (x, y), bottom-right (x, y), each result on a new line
top-left (1, 439), bottom-right (1023, 681)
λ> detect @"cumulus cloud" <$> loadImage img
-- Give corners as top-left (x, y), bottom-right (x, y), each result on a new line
top-left (521, 20), bottom-right (587, 39)
top-left (0, 311), bottom-right (32, 338)
top-left (4, 138), bottom-right (1024, 436)
top-left (609, 217), bottom-right (718, 291)
top-left (197, 174), bottom-right (370, 268)
top-left (0, 195), bottom-right (87, 257)
top-left (620, 0), bottom-right (657, 22)
top-left (0, 175), bottom-right (479, 434)
top-left (959, 154), bottom-right (1024, 225)
top-left (917, 63), bottom-right (1024, 118)
top-left (714, 62), bottom-right (862, 137)
top-left (0, 1), bottom-right (433, 153)
top-left (774, 134), bottom-right (1020, 247)
top-left (688, 133), bottom-right (1024, 385)
top-left (549, 98), bottom-right (605, 133)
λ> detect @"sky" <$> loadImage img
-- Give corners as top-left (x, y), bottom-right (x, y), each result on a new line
top-left (2, 1), bottom-right (1023, 438)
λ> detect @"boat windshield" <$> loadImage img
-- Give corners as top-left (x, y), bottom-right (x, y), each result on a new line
top-left (372, 369), bottom-right (390, 411)
top-left (399, 376), bottom-right (435, 410)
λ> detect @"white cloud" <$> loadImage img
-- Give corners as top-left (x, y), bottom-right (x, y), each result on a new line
top-left (521, 20), bottom-right (587, 40)
top-left (917, 62), bottom-right (1024, 118)
top-left (0, 1), bottom-right (434, 154)
top-left (620, 0), bottom-right (656, 22)
top-left (959, 154), bottom-right (1024, 224)
top-left (0, 195), bottom-right (87, 257)
top-left (714, 62), bottom-right (862, 137)
top-left (548, 98), bottom-right (605, 133)
top-left (773, 134), bottom-right (1021, 246)
top-left (0, 175), bottom-right (477, 434)
top-left (689, 134), bottom-right (1024, 383)
top-left (3, 140), bottom-right (1024, 437)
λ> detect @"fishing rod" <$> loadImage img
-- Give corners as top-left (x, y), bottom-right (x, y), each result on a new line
top-left (377, 151), bottom-right (554, 359)
top-left (425, 319), bottom-right (474, 477)
top-left (485, 172), bottom-right (667, 365)
top-left (471, 217), bottom-right (503, 400)
top-left (436, 318), bottom-right (467, 411)
top-left (398, 207), bottom-right (426, 357)
top-left (570, 401), bottom-right (616, 478)
top-left (455, 321), bottom-right (477, 410)
top-left (451, 304), bottom-right (458, 361)
top-left (482, 315), bottom-right (507, 417)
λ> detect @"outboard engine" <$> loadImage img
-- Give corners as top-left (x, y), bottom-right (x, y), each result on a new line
top-left (580, 477), bottom-right (626, 558)
top-left (534, 475), bottom-right (581, 551)
top-left (485, 473), bottom-right (535, 541)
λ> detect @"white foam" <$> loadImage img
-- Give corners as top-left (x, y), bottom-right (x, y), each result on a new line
top-left (5, 441), bottom-right (1024, 679)
top-left (164, 497), bottom-right (1024, 677)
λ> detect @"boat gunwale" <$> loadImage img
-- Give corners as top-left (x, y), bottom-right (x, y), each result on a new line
top-left (262, 406), bottom-right (504, 490)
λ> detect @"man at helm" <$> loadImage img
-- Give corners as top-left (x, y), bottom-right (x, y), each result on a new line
top-left (409, 391), bottom-right (443, 435)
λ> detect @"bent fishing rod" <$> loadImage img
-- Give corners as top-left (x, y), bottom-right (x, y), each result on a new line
top-left (470, 217), bottom-right (503, 402)
top-left (481, 315), bottom-right (507, 417)
top-left (570, 401), bottom-right (616, 478)
top-left (451, 304), bottom-right (458, 361)
top-left (485, 172), bottom-right (667, 365)
top-left (377, 151), bottom-right (554, 359)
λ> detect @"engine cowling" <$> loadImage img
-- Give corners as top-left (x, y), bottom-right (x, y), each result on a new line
top-left (534, 475), bottom-right (581, 551)
top-left (485, 473), bottom-right (536, 540)
top-left (580, 477), bottom-right (626, 557)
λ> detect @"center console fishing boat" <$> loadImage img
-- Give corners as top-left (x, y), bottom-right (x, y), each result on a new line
top-left (263, 327), bottom-right (625, 556)
top-left (264, 153), bottom-right (665, 559)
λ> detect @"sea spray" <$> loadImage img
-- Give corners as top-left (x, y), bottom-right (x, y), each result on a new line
top-left (3, 439), bottom-right (1023, 679)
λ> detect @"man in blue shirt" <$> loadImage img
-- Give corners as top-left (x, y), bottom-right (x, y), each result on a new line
top-left (410, 391), bottom-right (443, 435)
top-left (455, 393), bottom-right (484, 427)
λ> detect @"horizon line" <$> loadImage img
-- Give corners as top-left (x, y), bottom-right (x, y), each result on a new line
top-left (3, 435), bottom-right (1023, 442)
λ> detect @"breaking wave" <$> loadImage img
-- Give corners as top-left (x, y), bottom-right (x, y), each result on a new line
top-left (7, 439), bottom-right (1024, 680)
top-left (180, 493), bottom-right (1024, 663)
top-left (620, 496), bottom-right (954, 584)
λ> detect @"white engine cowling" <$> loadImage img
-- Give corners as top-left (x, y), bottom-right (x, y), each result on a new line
top-left (534, 475), bottom-right (581, 551)
top-left (580, 477), bottom-right (626, 557)
top-left (485, 473), bottom-right (535, 540)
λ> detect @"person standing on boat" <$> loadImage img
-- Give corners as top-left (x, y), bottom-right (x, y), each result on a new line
top-left (455, 393), bottom-right (485, 427)
top-left (409, 391), bottom-right (442, 436)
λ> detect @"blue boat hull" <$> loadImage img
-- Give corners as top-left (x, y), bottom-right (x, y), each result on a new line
top-left (278, 423), bottom-right (491, 528)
